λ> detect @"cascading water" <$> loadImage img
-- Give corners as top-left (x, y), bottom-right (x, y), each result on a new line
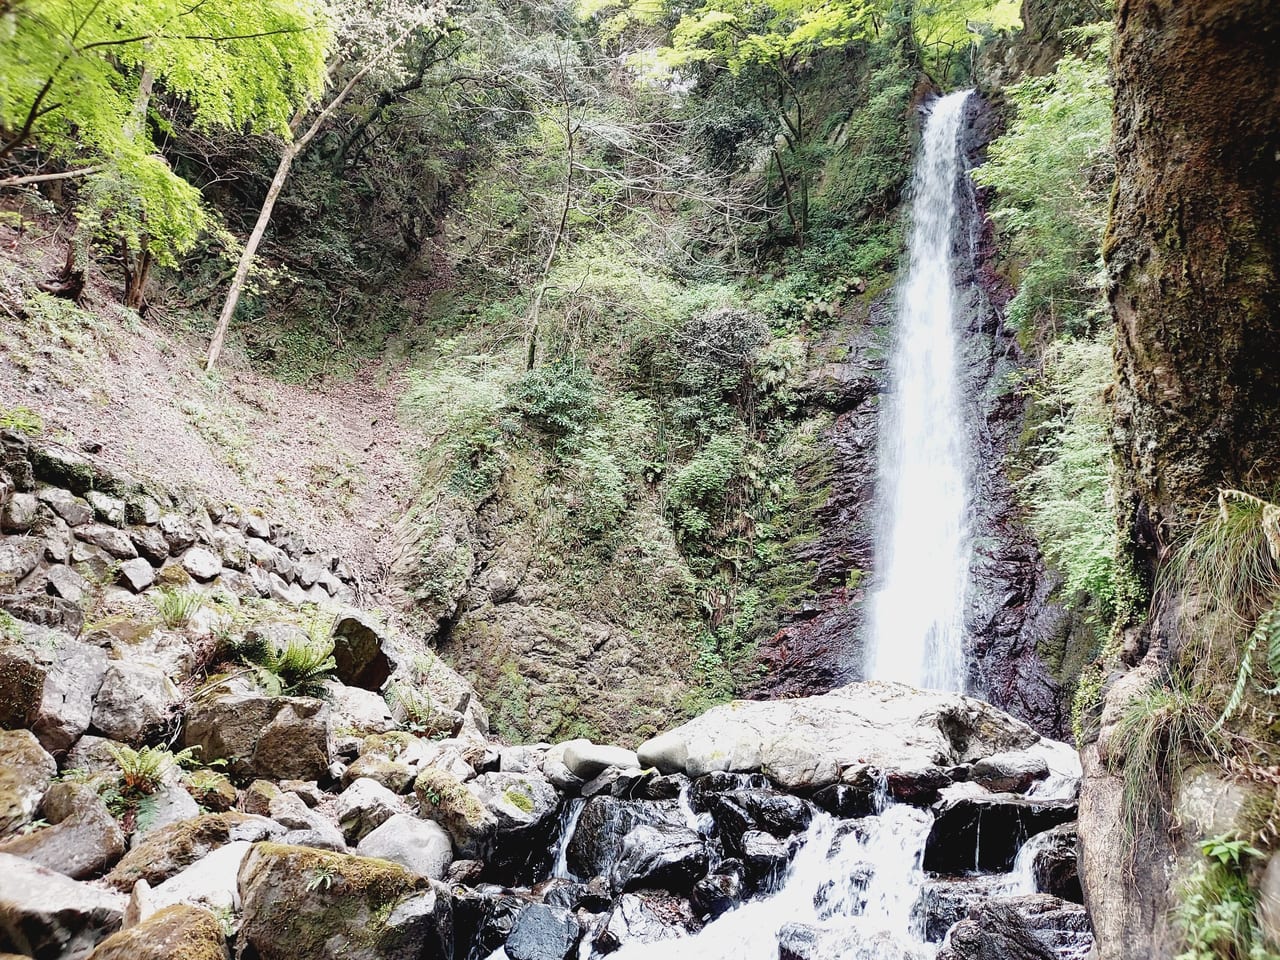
top-left (867, 89), bottom-right (974, 692)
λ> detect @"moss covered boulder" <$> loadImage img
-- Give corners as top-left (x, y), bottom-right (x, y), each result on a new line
top-left (236, 843), bottom-right (453, 960)
top-left (182, 692), bottom-right (332, 781)
top-left (86, 904), bottom-right (227, 960)
top-left (107, 813), bottom-right (283, 891)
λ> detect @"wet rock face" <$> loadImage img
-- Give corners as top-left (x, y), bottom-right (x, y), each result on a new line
top-left (936, 893), bottom-right (1093, 960)
top-left (923, 794), bottom-right (1077, 874)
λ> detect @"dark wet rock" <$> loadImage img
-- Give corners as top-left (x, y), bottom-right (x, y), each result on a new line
top-left (589, 893), bottom-right (692, 953)
top-left (452, 888), bottom-right (526, 960)
top-left (0, 781), bottom-right (124, 879)
top-left (1025, 823), bottom-right (1082, 903)
top-left (567, 796), bottom-right (703, 892)
top-left (330, 612), bottom-right (393, 691)
top-left (737, 830), bottom-right (794, 885)
top-left (912, 875), bottom-right (1010, 943)
top-left (506, 903), bottom-right (581, 960)
top-left (970, 751), bottom-right (1050, 794)
top-left (639, 773), bottom-right (690, 801)
top-left (812, 782), bottom-right (877, 818)
top-left (924, 794), bottom-right (1077, 873)
top-left (691, 863), bottom-right (745, 920)
top-left (936, 894), bottom-right (1093, 960)
top-left (705, 790), bottom-right (814, 840)
top-left (0, 852), bottom-right (125, 958)
top-left (236, 843), bottom-right (452, 960)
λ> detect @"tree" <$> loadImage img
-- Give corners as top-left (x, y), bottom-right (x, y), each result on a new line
top-left (0, 0), bottom-right (329, 304)
top-left (204, 0), bottom-right (446, 372)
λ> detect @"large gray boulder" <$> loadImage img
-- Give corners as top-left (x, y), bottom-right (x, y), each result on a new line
top-left (148, 840), bottom-right (253, 914)
top-left (33, 638), bottom-right (110, 752)
top-left (183, 692), bottom-right (331, 781)
top-left (0, 729), bottom-right (56, 835)
top-left (90, 662), bottom-right (178, 744)
top-left (236, 843), bottom-right (453, 960)
top-left (74, 523), bottom-right (137, 560)
top-left (0, 852), bottom-right (125, 958)
top-left (562, 741), bottom-right (639, 780)
top-left (0, 781), bottom-right (124, 878)
top-left (334, 778), bottom-right (405, 843)
top-left (357, 814), bottom-right (453, 880)
top-left (635, 681), bottom-right (1048, 792)
top-left (0, 536), bottom-right (41, 590)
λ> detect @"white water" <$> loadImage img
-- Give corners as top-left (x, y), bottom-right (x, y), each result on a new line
top-left (551, 798), bottom-right (587, 880)
top-left (609, 805), bottom-right (936, 960)
top-left (868, 89), bottom-right (974, 692)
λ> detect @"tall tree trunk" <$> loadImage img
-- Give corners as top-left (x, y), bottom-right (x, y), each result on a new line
top-left (1079, 5), bottom-right (1280, 960)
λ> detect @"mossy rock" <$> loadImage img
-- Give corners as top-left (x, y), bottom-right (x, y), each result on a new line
top-left (86, 904), bottom-right (227, 960)
top-left (106, 812), bottom-right (281, 890)
top-left (413, 767), bottom-right (494, 856)
top-left (237, 843), bottom-right (452, 960)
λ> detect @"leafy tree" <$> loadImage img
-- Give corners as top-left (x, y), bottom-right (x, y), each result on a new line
top-left (0, 0), bottom-right (329, 304)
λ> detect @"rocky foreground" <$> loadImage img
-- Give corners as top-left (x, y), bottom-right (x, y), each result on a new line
top-left (0, 430), bottom-right (1090, 960)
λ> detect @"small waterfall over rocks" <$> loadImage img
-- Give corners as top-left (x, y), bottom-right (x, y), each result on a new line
top-left (868, 89), bottom-right (974, 692)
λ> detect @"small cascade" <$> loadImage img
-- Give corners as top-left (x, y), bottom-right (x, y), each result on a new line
top-left (550, 798), bottom-right (586, 881)
top-left (868, 89), bottom-right (975, 692)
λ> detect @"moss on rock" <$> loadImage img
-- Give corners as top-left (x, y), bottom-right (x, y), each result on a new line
top-left (86, 904), bottom-right (228, 960)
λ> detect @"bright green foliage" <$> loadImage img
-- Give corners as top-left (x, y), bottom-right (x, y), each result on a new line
top-left (1016, 334), bottom-right (1131, 623)
top-left (911, 0), bottom-right (1020, 79)
top-left (108, 744), bottom-right (201, 798)
top-left (0, 0), bottom-right (329, 262)
top-left (247, 635), bottom-right (337, 697)
top-left (1176, 834), bottom-right (1275, 960)
top-left (972, 24), bottom-right (1113, 338)
top-left (508, 362), bottom-right (600, 441)
top-left (151, 586), bottom-right (205, 628)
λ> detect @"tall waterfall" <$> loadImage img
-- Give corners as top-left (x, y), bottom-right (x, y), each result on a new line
top-left (867, 89), bottom-right (973, 692)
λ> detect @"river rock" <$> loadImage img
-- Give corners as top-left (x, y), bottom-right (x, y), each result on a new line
top-left (506, 903), bottom-right (581, 960)
top-left (0, 781), bottom-right (124, 878)
top-left (1022, 823), bottom-right (1082, 903)
top-left (157, 514), bottom-right (197, 553)
top-left (1, 492), bottom-right (39, 533)
top-left (567, 795), bottom-right (704, 893)
top-left (334, 777), bottom-right (405, 843)
top-left (0, 852), bottom-right (125, 958)
top-left (590, 893), bottom-right (691, 952)
top-left (923, 794), bottom-right (1077, 874)
top-left (90, 662), bottom-right (178, 743)
top-left (0, 729), bottom-right (56, 835)
top-left (85, 491), bottom-right (125, 527)
top-left (236, 843), bottom-right (452, 960)
top-left (107, 813), bottom-right (283, 890)
top-left (357, 813), bottom-right (453, 880)
top-left (183, 692), bottom-right (331, 781)
top-left (636, 681), bottom-right (1043, 791)
top-left (969, 751), bottom-right (1050, 794)
top-left (452, 889), bottom-right (525, 960)
top-left (936, 894), bottom-right (1093, 960)
top-left (85, 903), bottom-right (228, 960)
top-left (913, 875), bottom-right (1010, 942)
top-left (703, 789), bottom-right (815, 840)
top-left (562, 740), bottom-right (639, 780)
top-left (691, 864), bottom-right (745, 920)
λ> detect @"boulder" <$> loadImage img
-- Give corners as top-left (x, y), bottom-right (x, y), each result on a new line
top-left (90, 662), bottom-right (178, 744)
top-left (0, 729), bottom-right (56, 835)
top-left (31, 639), bottom-right (110, 752)
top-left (180, 548), bottom-right (222, 582)
top-left (634, 681), bottom-right (1044, 792)
top-left (0, 781), bottom-right (125, 878)
top-left (211, 529), bottom-right (249, 572)
top-left (107, 813), bottom-right (283, 890)
top-left (0, 592), bottom-right (83, 636)
top-left (924, 794), bottom-right (1077, 874)
top-left (562, 741), bottom-right (640, 780)
top-left (131, 782), bottom-right (201, 844)
top-left (567, 795), bottom-right (704, 893)
top-left (505, 903), bottom-right (581, 960)
top-left (40, 515), bottom-right (72, 563)
top-left (936, 894), bottom-right (1093, 960)
top-left (27, 444), bottom-right (95, 495)
top-left (85, 491), bottom-right (125, 527)
top-left (46, 564), bottom-right (89, 604)
top-left (0, 536), bottom-right (41, 590)
top-left (148, 841), bottom-right (253, 914)
top-left (74, 524), bottom-right (137, 560)
top-left (85, 904), bottom-right (228, 960)
top-left (334, 778), bottom-right (405, 843)
top-left (236, 843), bottom-right (453, 960)
top-left (703, 789), bottom-right (815, 840)
top-left (128, 527), bottom-right (170, 567)
top-left (1021, 823), bottom-right (1082, 903)
top-left (157, 514), bottom-right (197, 553)
top-left (325, 682), bottom-right (396, 735)
top-left (1, 492), bottom-right (39, 533)
top-left (124, 495), bottom-right (161, 527)
top-left (357, 814), bottom-right (453, 881)
top-left (37, 488), bottom-right (93, 527)
top-left (589, 893), bottom-right (691, 953)
top-left (0, 852), bottom-right (125, 958)
top-left (240, 781), bottom-right (345, 850)
top-left (913, 875), bottom-right (1010, 942)
top-left (183, 692), bottom-right (331, 781)
top-left (969, 751), bottom-right (1050, 794)
top-left (345, 754), bottom-right (415, 794)
top-left (0, 643), bottom-right (46, 729)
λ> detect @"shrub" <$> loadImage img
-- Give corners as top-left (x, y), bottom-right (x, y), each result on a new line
top-left (152, 587), bottom-right (205, 628)
top-left (1176, 834), bottom-right (1270, 960)
top-left (666, 434), bottom-right (745, 544)
top-left (507, 361), bottom-right (599, 442)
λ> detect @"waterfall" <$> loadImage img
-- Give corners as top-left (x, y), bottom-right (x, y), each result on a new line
top-left (867, 89), bottom-right (974, 692)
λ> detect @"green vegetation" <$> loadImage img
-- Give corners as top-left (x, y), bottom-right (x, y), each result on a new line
top-left (1176, 834), bottom-right (1275, 960)
top-left (152, 587), bottom-right (205, 628)
top-left (246, 635), bottom-right (337, 698)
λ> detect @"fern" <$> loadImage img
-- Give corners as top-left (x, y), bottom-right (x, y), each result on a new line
top-left (249, 637), bottom-right (336, 698)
